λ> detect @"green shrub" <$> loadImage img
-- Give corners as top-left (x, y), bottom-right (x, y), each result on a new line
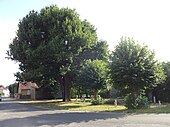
top-left (136, 94), bottom-right (149, 109)
top-left (125, 94), bottom-right (136, 109)
top-left (91, 99), bottom-right (100, 105)
top-left (91, 95), bottom-right (104, 105)
top-left (125, 93), bottom-right (149, 109)
top-left (0, 92), bottom-right (4, 96)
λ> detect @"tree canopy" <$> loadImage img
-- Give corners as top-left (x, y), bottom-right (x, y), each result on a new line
top-left (110, 37), bottom-right (166, 96)
top-left (76, 60), bottom-right (109, 99)
top-left (153, 62), bottom-right (170, 102)
top-left (7, 5), bottom-right (100, 101)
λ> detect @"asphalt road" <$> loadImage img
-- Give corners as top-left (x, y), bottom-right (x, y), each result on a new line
top-left (0, 98), bottom-right (170, 127)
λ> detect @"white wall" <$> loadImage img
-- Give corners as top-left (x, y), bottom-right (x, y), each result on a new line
top-left (3, 89), bottom-right (10, 97)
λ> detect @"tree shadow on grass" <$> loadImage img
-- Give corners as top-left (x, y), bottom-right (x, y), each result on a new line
top-left (0, 98), bottom-right (128, 126)
top-left (0, 111), bottom-right (127, 127)
top-left (21, 101), bottom-right (91, 111)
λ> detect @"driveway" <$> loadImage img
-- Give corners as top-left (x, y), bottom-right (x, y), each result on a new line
top-left (0, 98), bottom-right (170, 127)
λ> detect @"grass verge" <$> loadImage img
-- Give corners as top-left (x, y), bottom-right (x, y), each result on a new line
top-left (20, 99), bottom-right (170, 113)
top-left (122, 104), bottom-right (170, 113)
top-left (21, 99), bottom-right (126, 112)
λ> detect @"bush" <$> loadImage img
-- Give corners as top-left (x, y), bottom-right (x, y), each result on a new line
top-left (91, 95), bottom-right (104, 105)
top-left (136, 95), bottom-right (149, 109)
top-left (125, 93), bottom-right (149, 109)
top-left (0, 92), bottom-right (4, 96)
top-left (125, 94), bottom-right (136, 109)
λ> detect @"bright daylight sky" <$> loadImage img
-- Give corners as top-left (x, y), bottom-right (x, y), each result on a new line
top-left (0, 0), bottom-right (170, 86)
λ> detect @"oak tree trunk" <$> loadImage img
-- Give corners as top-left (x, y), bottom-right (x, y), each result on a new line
top-left (62, 75), bottom-right (71, 102)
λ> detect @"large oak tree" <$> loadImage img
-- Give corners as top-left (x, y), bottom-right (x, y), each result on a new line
top-left (7, 5), bottom-right (98, 101)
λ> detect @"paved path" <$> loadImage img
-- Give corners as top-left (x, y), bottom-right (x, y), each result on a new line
top-left (0, 98), bottom-right (170, 127)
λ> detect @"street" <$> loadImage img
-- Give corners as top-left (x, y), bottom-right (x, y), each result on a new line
top-left (0, 98), bottom-right (170, 127)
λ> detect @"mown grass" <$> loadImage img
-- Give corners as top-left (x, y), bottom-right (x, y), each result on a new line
top-left (20, 99), bottom-right (170, 113)
top-left (122, 104), bottom-right (170, 113)
top-left (21, 99), bottom-right (126, 112)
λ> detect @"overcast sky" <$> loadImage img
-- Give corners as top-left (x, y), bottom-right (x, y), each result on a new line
top-left (1, 0), bottom-right (170, 86)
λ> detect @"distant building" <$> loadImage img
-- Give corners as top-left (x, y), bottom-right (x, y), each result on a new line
top-left (18, 81), bottom-right (38, 100)
top-left (0, 86), bottom-right (10, 97)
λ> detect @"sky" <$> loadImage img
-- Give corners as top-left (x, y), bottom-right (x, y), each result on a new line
top-left (1, 0), bottom-right (170, 86)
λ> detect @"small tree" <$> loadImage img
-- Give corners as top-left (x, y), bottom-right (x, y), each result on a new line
top-left (110, 37), bottom-right (166, 109)
top-left (77, 60), bottom-right (109, 100)
top-left (72, 40), bottom-right (110, 98)
top-left (8, 83), bottom-right (18, 97)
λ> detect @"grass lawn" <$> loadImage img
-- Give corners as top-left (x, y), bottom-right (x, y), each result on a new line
top-left (21, 99), bottom-right (126, 112)
top-left (20, 99), bottom-right (170, 113)
top-left (124, 104), bottom-right (170, 113)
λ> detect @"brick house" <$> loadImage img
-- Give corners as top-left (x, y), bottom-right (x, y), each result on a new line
top-left (18, 82), bottom-right (38, 100)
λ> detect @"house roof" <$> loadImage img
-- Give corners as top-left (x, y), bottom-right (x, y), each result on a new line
top-left (19, 82), bottom-right (39, 90)
top-left (0, 86), bottom-right (9, 90)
